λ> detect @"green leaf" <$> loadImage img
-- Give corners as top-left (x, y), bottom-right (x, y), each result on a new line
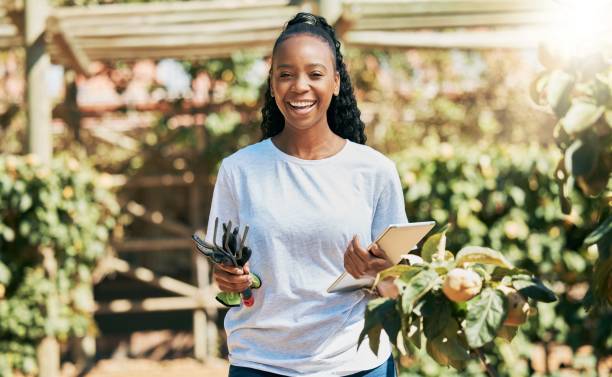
top-left (1, 227), bottom-right (15, 242)
top-left (512, 276), bottom-right (557, 303)
top-left (564, 138), bottom-right (599, 177)
top-left (0, 261), bottom-right (11, 285)
top-left (605, 110), bottom-right (612, 126)
top-left (426, 320), bottom-right (471, 370)
top-left (455, 246), bottom-right (514, 269)
top-left (19, 195), bottom-right (32, 212)
top-left (561, 101), bottom-right (605, 134)
top-left (422, 293), bottom-right (452, 340)
top-left (399, 269), bottom-right (440, 313)
top-left (358, 298), bottom-right (400, 355)
top-left (591, 254), bottom-right (612, 309)
top-left (585, 216), bottom-right (611, 245)
top-left (421, 225), bottom-right (449, 262)
top-left (546, 70), bottom-right (574, 117)
top-left (373, 264), bottom-right (422, 288)
top-left (529, 69), bottom-right (551, 105)
top-left (465, 288), bottom-right (507, 348)
top-left (407, 316), bottom-right (422, 350)
top-left (491, 267), bottom-right (532, 281)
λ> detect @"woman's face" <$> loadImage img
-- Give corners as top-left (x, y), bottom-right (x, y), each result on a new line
top-left (270, 34), bottom-right (340, 133)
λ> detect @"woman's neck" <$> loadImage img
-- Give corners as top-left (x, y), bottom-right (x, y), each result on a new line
top-left (271, 126), bottom-right (345, 160)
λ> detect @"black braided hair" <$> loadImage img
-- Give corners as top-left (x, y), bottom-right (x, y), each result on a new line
top-left (260, 12), bottom-right (367, 145)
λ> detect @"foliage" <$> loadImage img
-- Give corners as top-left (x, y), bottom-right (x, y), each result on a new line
top-left (531, 46), bottom-right (611, 311)
top-left (361, 226), bottom-right (555, 374)
top-left (345, 48), bottom-right (552, 150)
top-left (0, 153), bottom-right (119, 376)
top-left (385, 139), bottom-right (609, 375)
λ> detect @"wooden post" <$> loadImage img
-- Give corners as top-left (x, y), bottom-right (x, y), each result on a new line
top-left (318, 0), bottom-right (343, 24)
top-left (38, 247), bottom-right (59, 377)
top-left (190, 184), bottom-right (217, 360)
top-left (25, 0), bottom-right (52, 161)
top-left (26, 1), bottom-right (58, 375)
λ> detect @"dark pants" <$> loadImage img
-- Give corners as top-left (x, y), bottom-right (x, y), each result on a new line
top-left (228, 356), bottom-right (396, 377)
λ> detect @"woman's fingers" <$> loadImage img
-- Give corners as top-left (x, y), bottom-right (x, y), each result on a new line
top-left (351, 235), bottom-right (370, 264)
top-left (344, 243), bottom-right (365, 278)
top-left (216, 263), bottom-right (244, 275)
top-left (218, 281), bottom-right (251, 292)
top-left (345, 237), bottom-right (394, 278)
top-left (213, 265), bottom-right (251, 292)
top-left (369, 243), bottom-right (388, 259)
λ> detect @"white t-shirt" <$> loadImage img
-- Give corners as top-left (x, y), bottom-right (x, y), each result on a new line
top-left (204, 137), bottom-right (408, 376)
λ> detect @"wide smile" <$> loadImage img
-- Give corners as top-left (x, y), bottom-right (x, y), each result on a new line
top-left (286, 100), bottom-right (317, 115)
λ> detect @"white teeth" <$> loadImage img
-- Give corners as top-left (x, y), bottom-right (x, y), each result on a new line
top-left (289, 101), bottom-right (316, 108)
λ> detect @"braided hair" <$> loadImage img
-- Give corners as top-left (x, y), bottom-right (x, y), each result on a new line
top-left (260, 12), bottom-right (367, 145)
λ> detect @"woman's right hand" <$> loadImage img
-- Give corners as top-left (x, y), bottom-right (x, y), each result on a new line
top-left (213, 263), bottom-right (252, 293)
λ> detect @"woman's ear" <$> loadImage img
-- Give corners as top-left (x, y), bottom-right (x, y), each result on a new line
top-left (333, 71), bottom-right (340, 96)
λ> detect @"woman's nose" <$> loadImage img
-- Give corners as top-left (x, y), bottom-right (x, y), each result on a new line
top-left (292, 75), bottom-right (309, 92)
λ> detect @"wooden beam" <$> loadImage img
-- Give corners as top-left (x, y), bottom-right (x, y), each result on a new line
top-left (125, 200), bottom-right (193, 237)
top-left (124, 173), bottom-right (195, 188)
top-left (113, 238), bottom-right (194, 252)
top-left (0, 23), bottom-right (18, 37)
top-left (334, 14), bottom-right (357, 39)
top-left (0, 35), bottom-right (21, 49)
top-left (54, 7), bottom-right (300, 28)
top-left (81, 45), bottom-right (272, 62)
top-left (88, 127), bottom-right (139, 151)
top-left (107, 258), bottom-right (200, 298)
top-left (344, 28), bottom-right (543, 50)
top-left (352, 11), bottom-right (556, 30)
top-left (342, 0), bottom-right (556, 16)
top-left (55, 0), bottom-right (292, 18)
top-left (94, 295), bottom-right (222, 314)
top-left (46, 16), bottom-right (92, 76)
top-left (66, 17), bottom-right (286, 38)
top-left (74, 29), bottom-right (280, 49)
top-left (4, 0), bottom-right (24, 38)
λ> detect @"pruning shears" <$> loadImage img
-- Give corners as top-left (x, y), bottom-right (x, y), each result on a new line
top-left (192, 217), bottom-right (261, 307)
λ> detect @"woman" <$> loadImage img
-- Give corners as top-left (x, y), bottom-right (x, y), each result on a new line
top-left (205, 12), bottom-right (407, 377)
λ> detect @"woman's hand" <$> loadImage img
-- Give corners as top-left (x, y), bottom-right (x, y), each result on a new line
top-left (213, 263), bottom-right (252, 293)
top-left (344, 235), bottom-right (393, 279)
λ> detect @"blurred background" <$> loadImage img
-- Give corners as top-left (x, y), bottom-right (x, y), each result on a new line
top-left (0, 0), bottom-right (610, 376)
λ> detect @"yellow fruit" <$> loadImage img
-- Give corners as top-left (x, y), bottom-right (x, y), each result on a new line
top-left (376, 278), bottom-right (399, 299)
top-left (0, 284), bottom-right (5, 299)
top-left (498, 285), bottom-right (529, 326)
top-left (442, 268), bottom-right (482, 302)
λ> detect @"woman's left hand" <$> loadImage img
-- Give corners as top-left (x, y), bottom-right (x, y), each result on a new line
top-left (344, 235), bottom-right (393, 279)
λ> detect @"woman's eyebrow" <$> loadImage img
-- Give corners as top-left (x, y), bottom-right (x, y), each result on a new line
top-left (307, 63), bottom-right (328, 71)
top-left (276, 63), bottom-right (328, 70)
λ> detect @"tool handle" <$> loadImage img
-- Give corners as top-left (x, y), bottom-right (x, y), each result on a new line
top-left (241, 288), bottom-right (254, 307)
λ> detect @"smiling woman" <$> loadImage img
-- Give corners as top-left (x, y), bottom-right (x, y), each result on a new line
top-left (205, 12), bottom-right (405, 377)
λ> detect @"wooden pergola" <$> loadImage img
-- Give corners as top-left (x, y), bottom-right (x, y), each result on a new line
top-left (3, 0), bottom-right (607, 376)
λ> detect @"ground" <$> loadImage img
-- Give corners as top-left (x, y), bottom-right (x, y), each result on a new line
top-left (75, 358), bottom-right (229, 377)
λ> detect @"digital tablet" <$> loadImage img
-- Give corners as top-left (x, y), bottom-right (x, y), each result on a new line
top-left (327, 221), bottom-right (436, 293)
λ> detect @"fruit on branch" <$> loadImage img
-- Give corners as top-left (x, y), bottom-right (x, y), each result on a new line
top-left (498, 285), bottom-right (530, 326)
top-left (376, 277), bottom-right (400, 299)
top-left (442, 268), bottom-right (482, 302)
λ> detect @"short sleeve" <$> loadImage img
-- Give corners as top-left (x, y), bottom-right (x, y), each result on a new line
top-left (370, 166), bottom-right (409, 243)
top-left (204, 160), bottom-right (240, 245)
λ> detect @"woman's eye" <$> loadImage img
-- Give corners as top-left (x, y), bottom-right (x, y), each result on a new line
top-left (279, 73), bottom-right (292, 78)
top-left (310, 72), bottom-right (323, 77)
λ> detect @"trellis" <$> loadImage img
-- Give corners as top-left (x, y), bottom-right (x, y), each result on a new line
top-left (1, 1), bottom-right (602, 376)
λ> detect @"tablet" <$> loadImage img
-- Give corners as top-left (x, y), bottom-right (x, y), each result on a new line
top-left (327, 221), bottom-right (436, 293)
